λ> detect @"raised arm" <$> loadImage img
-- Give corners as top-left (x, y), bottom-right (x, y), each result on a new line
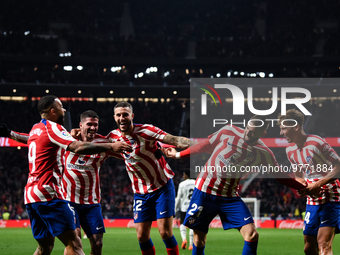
top-left (162, 134), bottom-right (195, 149)
top-left (68, 140), bottom-right (132, 155)
top-left (162, 138), bottom-right (214, 159)
top-left (0, 124), bottom-right (29, 144)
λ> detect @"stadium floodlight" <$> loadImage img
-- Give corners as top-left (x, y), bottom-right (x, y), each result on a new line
top-left (164, 71), bottom-right (170, 77)
top-left (45, 90), bottom-right (49, 94)
top-left (269, 73), bottom-right (274, 77)
top-left (77, 66), bottom-right (83, 71)
top-left (13, 89), bottom-right (16, 93)
top-left (138, 72), bottom-right (144, 78)
top-left (141, 91), bottom-right (145, 94)
top-left (111, 66), bottom-right (122, 72)
top-left (227, 71), bottom-right (231, 77)
top-left (24, 31), bottom-right (30, 36)
top-left (216, 73), bottom-right (221, 77)
top-left (59, 53), bottom-right (64, 57)
top-left (259, 72), bottom-right (265, 78)
top-left (240, 72), bottom-right (245, 76)
top-left (78, 90), bottom-right (82, 94)
top-left (63, 66), bottom-right (73, 71)
top-left (173, 91), bottom-right (177, 95)
top-left (333, 89), bottom-right (337, 93)
top-left (110, 90), bottom-right (114, 94)
top-left (233, 71), bottom-right (238, 75)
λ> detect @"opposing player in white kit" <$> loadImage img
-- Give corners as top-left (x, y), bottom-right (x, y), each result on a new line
top-left (60, 110), bottom-right (123, 255)
top-left (175, 170), bottom-right (195, 250)
top-left (2, 96), bottom-right (132, 255)
top-left (106, 101), bottom-right (194, 255)
top-left (278, 109), bottom-right (340, 255)
top-left (163, 116), bottom-right (306, 255)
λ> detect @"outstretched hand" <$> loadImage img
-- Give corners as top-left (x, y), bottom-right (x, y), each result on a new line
top-left (297, 183), bottom-right (322, 197)
top-left (0, 123), bottom-right (11, 137)
top-left (111, 141), bottom-right (133, 153)
top-left (70, 128), bottom-right (81, 139)
top-left (161, 147), bottom-right (178, 158)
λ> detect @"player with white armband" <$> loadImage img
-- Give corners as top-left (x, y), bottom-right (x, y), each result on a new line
top-left (175, 170), bottom-right (195, 250)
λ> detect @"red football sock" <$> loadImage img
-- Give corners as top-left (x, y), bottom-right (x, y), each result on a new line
top-left (166, 245), bottom-right (179, 255)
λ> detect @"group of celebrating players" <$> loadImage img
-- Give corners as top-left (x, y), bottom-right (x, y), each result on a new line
top-left (1, 95), bottom-right (340, 255)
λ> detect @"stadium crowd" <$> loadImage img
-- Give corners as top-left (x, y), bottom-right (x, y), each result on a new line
top-left (1, 98), bottom-right (339, 220)
top-left (1, 0), bottom-right (340, 85)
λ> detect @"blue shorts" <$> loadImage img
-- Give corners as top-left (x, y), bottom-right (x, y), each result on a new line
top-left (26, 199), bottom-right (76, 239)
top-left (303, 202), bottom-right (340, 236)
top-left (183, 188), bottom-right (253, 233)
top-left (133, 179), bottom-right (175, 223)
top-left (71, 202), bottom-right (105, 236)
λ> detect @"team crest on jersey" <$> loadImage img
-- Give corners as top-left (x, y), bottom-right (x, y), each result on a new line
top-left (77, 157), bottom-right (86, 165)
top-left (323, 144), bottom-right (331, 153)
top-left (187, 216), bottom-right (196, 225)
top-left (134, 212), bottom-right (138, 220)
top-left (306, 156), bottom-right (312, 164)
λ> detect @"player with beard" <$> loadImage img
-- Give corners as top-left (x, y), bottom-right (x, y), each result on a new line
top-left (60, 110), bottom-right (123, 255)
top-left (162, 116), bottom-right (306, 255)
top-left (0, 96), bottom-right (132, 255)
top-left (106, 101), bottom-right (194, 255)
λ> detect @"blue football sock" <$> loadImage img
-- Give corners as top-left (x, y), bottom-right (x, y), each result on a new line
top-left (163, 235), bottom-right (178, 248)
top-left (242, 240), bottom-right (258, 255)
top-left (192, 243), bottom-right (205, 255)
top-left (139, 238), bottom-right (154, 251)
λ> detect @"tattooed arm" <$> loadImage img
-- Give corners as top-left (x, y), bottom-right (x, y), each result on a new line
top-left (162, 134), bottom-right (196, 149)
top-left (68, 140), bottom-right (132, 155)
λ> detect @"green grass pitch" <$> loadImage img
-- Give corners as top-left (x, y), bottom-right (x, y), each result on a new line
top-left (0, 228), bottom-right (340, 254)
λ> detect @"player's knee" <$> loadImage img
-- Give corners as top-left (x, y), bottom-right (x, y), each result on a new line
top-left (91, 240), bottom-right (103, 254)
top-left (159, 229), bottom-right (172, 240)
top-left (38, 243), bottom-right (54, 255)
top-left (247, 229), bottom-right (259, 242)
top-left (318, 239), bottom-right (332, 253)
top-left (136, 232), bottom-right (150, 243)
top-left (304, 243), bottom-right (318, 255)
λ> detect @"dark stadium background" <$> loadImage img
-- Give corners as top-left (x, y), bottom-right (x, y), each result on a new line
top-left (1, 0), bottom-right (340, 222)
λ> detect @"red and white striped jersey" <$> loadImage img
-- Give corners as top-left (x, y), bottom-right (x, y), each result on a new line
top-left (106, 124), bottom-right (174, 194)
top-left (60, 137), bottom-right (122, 204)
top-left (195, 125), bottom-right (279, 197)
top-left (25, 119), bottom-right (75, 204)
top-left (286, 135), bottom-right (340, 205)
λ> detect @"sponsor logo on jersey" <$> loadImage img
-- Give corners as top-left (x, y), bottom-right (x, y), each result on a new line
top-left (29, 128), bottom-right (43, 137)
top-left (61, 131), bottom-right (70, 137)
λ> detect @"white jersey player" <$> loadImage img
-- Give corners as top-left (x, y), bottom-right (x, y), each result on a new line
top-left (175, 170), bottom-right (195, 250)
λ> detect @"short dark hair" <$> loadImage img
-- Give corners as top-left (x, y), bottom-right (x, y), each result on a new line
top-left (249, 115), bottom-right (270, 131)
top-left (80, 110), bottom-right (99, 122)
top-left (183, 170), bottom-right (191, 177)
top-left (37, 95), bottom-right (58, 114)
top-left (114, 101), bottom-right (133, 113)
top-left (278, 109), bottom-right (304, 127)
